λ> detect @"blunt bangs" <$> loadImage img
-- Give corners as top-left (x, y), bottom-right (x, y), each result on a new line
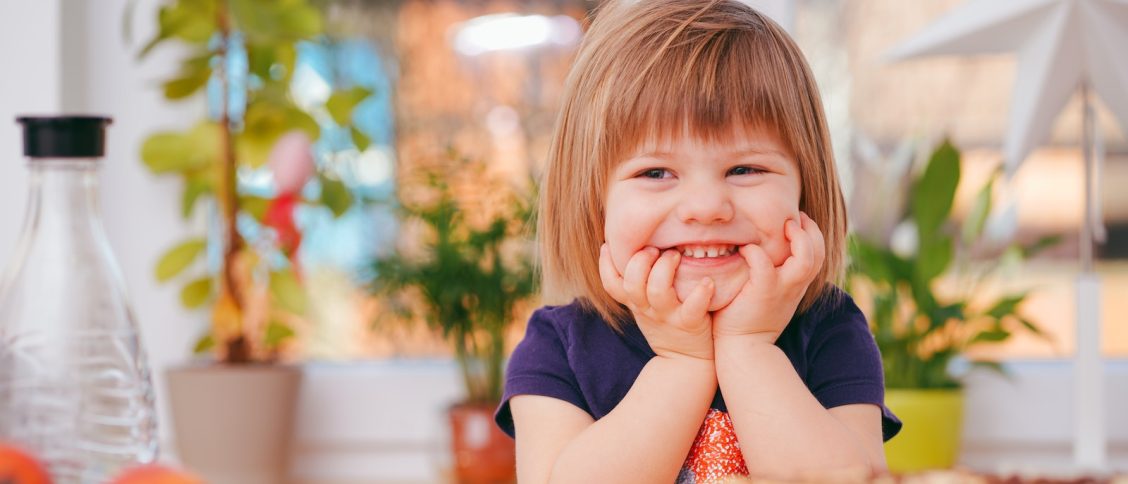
top-left (600, 1), bottom-right (806, 165)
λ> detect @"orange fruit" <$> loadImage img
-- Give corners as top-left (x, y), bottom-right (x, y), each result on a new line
top-left (110, 464), bottom-right (204, 484)
top-left (0, 443), bottom-right (52, 484)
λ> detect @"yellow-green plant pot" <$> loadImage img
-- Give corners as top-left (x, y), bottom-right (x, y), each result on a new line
top-left (884, 388), bottom-right (964, 473)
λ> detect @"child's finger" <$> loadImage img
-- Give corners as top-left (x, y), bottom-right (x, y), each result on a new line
top-left (738, 243), bottom-right (774, 285)
top-left (598, 244), bottom-right (629, 303)
top-left (647, 250), bottom-right (681, 313)
top-left (780, 219), bottom-right (815, 284)
top-left (622, 247), bottom-right (660, 310)
top-left (801, 212), bottom-right (826, 274)
top-left (678, 276), bottom-right (714, 322)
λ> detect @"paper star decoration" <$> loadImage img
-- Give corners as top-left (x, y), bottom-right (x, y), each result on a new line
top-left (886, 0), bottom-right (1128, 175)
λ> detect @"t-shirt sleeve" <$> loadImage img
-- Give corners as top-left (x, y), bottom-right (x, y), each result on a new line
top-left (806, 293), bottom-right (903, 442)
top-left (494, 307), bottom-right (589, 438)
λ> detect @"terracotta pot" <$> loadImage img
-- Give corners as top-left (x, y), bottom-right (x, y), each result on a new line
top-left (166, 364), bottom-right (302, 484)
top-left (449, 402), bottom-right (516, 484)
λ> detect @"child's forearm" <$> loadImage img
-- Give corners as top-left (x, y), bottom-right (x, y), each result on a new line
top-left (714, 336), bottom-right (873, 480)
top-left (548, 355), bottom-right (716, 484)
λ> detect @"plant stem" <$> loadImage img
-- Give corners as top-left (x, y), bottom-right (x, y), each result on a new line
top-left (454, 329), bottom-right (478, 403)
top-left (216, 0), bottom-right (248, 363)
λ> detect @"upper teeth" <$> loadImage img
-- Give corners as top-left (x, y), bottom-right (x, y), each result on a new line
top-left (680, 245), bottom-right (736, 258)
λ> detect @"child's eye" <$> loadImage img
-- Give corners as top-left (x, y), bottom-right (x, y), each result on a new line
top-left (638, 168), bottom-right (672, 179)
top-left (728, 166), bottom-right (765, 176)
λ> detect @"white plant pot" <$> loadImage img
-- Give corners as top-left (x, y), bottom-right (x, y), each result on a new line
top-left (166, 364), bottom-right (302, 484)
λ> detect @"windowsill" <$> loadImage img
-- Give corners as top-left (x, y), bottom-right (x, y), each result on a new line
top-left (157, 358), bottom-right (1128, 482)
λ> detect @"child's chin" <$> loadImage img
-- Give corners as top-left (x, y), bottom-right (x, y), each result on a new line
top-left (674, 270), bottom-right (749, 312)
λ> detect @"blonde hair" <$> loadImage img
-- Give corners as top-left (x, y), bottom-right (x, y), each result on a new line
top-left (539, 0), bottom-right (848, 329)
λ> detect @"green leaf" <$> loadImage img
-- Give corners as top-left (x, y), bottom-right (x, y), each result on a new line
top-left (1022, 234), bottom-right (1063, 258)
top-left (286, 107), bottom-right (320, 139)
top-left (156, 238), bottom-right (208, 282)
top-left (912, 140), bottom-right (961, 239)
top-left (181, 177), bottom-right (212, 219)
top-left (278, 5), bottom-right (323, 37)
top-left (264, 320), bottom-right (296, 349)
top-left (138, 26), bottom-right (171, 59)
top-left (239, 101), bottom-right (320, 167)
top-left (272, 44), bottom-right (297, 81)
top-left (848, 236), bottom-right (896, 285)
top-left (180, 277), bottom-right (213, 308)
top-left (158, 0), bottom-right (216, 44)
top-left (320, 174), bottom-right (352, 217)
top-left (230, 0), bottom-right (322, 43)
top-left (927, 302), bottom-right (965, 331)
top-left (246, 42), bottom-right (299, 82)
top-left (969, 360), bottom-right (1011, 379)
top-left (141, 122), bottom-right (221, 174)
top-left (162, 67), bottom-right (212, 100)
top-left (326, 86), bottom-right (372, 126)
top-left (970, 329), bottom-right (1011, 344)
top-left (962, 175), bottom-right (994, 245)
top-left (986, 293), bottom-right (1028, 319)
top-left (351, 126), bottom-right (371, 151)
top-left (193, 333), bottom-right (216, 354)
top-left (915, 236), bottom-right (953, 282)
top-left (240, 195), bottom-right (272, 222)
top-left (1016, 317), bottom-right (1042, 335)
top-left (269, 269), bottom-right (308, 315)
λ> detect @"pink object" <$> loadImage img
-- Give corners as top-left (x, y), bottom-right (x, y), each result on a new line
top-left (267, 131), bottom-right (315, 195)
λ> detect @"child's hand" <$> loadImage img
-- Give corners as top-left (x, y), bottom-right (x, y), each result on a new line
top-left (599, 244), bottom-right (716, 361)
top-left (711, 213), bottom-right (826, 345)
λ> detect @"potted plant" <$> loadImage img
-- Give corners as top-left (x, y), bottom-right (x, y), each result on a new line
top-left (846, 139), bottom-right (1058, 473)
top-left (133, 0), bottom-right (372, 481)
top-left (371, 152), bottom-right (537, 484)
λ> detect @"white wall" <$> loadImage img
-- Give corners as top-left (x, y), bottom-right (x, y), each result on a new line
top-left (1, 0), bottom-right (208, 460)
top-left (0, 0), bottom-right (61, 258)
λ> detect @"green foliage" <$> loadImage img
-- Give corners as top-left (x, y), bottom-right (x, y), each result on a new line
top-left (269, 268), bottom-right (309, 315)
top-left (371, 156), bottom-right (538, 404)
top-left (326, 86), bottom-right (372, 125)
top-left (156, 238), bottom-right (208, 282)
top-left (137, 0), bottom-right (376, 361)
top-left (848, 140), bottom-right (1057, 389)
top-left (141, 121), bottom-right (221, 174)
top-left (180, 277), bottom-right (214, 308)
top-left (318, 173), bottom-right (353, 217)
top-left (264, 320), bottom-right (296, 349)
top-left (193, 333), bottom-right (217, 354)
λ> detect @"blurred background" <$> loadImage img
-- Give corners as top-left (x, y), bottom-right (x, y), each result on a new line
top-left (0, 0), bottom-right (1124, 482)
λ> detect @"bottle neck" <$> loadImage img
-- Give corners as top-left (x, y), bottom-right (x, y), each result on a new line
top-left (23, 158), bottom-right (104, 231)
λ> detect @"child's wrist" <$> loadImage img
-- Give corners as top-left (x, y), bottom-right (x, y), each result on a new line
top-left (653, 350), bottom-right (716, 368)
top-left (713, 332), bottom-right (780, 350)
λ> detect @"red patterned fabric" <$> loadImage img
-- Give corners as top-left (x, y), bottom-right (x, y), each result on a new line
top-left (678, 408), bottom-right (749, 483)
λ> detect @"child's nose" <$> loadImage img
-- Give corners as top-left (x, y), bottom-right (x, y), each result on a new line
top-left (675, 186), bottom-right (734, 224)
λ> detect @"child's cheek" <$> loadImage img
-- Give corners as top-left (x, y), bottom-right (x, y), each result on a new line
top-left (604, 237), bottom-right (633, 276)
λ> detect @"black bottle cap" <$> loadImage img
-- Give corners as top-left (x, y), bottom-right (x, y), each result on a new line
top-left (16, 115), bottom-right (113, 158)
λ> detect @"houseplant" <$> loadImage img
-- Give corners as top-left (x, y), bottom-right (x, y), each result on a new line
top-left (847, 139), bottom-right (1057, 473)
top-left (371, 152), bottom-right (538, 483)
top-left (133, 0), bottom-right (372, 481)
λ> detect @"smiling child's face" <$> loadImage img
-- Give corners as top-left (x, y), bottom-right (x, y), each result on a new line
top-left (603, 126), bottom-right (802, 311)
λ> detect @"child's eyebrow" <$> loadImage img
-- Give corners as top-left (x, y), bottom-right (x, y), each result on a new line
top-left (628, 148), bottom-right (788, 160)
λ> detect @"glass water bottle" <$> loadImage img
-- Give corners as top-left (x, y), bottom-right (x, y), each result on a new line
top-left (0, 116), bottom-right (158, 482)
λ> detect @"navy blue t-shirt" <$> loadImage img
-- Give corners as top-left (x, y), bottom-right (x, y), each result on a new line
top-left (495, 286), bottom-right (902, 444)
